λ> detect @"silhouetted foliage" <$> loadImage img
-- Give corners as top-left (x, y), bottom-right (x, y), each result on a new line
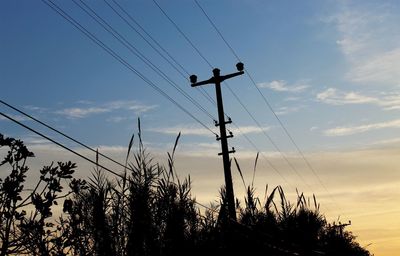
top-left (0, 133), bottom-right (372, 256)
top-left (0, 134), bottom-right (86, 255)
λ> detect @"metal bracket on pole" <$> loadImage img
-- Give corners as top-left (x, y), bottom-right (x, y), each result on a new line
top-left (214, 117), bottom-right (232, 127)
top-left (216, 131), bottom-right (233, 141)
top-left (218, 147), bottom-right (236, 156)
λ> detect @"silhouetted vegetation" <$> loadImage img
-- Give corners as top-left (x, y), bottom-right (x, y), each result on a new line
top-left (0, 132), bottom-right (372, 255)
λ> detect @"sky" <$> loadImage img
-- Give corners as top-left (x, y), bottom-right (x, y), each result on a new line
top-left (1, 0), bottom-right (400, 254)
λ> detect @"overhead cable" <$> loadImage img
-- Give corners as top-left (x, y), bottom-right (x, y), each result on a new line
top-left (41, 0), bottom-right (217, 137)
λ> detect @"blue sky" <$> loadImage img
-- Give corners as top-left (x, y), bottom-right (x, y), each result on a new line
top-left (1, 1), bottom-right (400, 254)
top-left (1, 0), bottom-right (399, 151)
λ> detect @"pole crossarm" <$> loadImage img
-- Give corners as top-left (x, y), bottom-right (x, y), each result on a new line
top-left (190, 62), bottom-right (244, 221)
top-left (191, 70), bottom-right (244, 87)
top-left (190, 62), bottom-right (244, 87)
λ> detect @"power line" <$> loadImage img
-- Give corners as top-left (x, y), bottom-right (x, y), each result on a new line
top-left (0, 99), bottom-right (134, 173)
top-left (193, 0), bottom-right (241, 61)
top-left (226, 85), bottom-right (313, 192)
top-left (152, 0), bottom-right (214, 69)
top-left (246, 71), bottom-right (338, 204)
top-left (231, 122), bottom-right (295, 191)
top-left (72, 0), bottom-right (216, 121)
top-left (0, 111), bottom-right (125, 180)
top-left (1, 109), bottom-right (137, 216)
top-left (107, 0), bottom-right (217, 107)
top-left (41, 0), bottom-right (217, 137)
top-left (193, 0), bottom-right (340, 209)
top-left (110, 0), bottom-right (190, 77)
top-left (152, 0), bottom-right (315, 193)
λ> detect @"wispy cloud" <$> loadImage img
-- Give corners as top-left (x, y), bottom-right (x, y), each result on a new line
top-left (324, 119), bottom-right (400, 136)
top-left (94, 145), bottom-right (128, 153)
top-left (106, 116), bottom-right (132, 123)
top-left (56, 107), bottom-right (109, 119)
top-left (317, 88), bottom-right (400, 110)
top-left (149, 125), bottom-right (216, 137)
top-left (316, 88), bottom-right (377, 105)
top-left (350, 48), bottom-right (400, 85)
top-left (232, 125), bottom-right (272, 134)
top-left (370, 137), bottom-right (400, 146)
top-left (105, 100), bottom-right (157, 113)
top-left (24, 105), bottom-right (48, 113)
top-left (176, 141), bottom-right (284, 159)
top-left (176, 142), bottom-right (221, 157)
top-left (258, 80), bottom-right (310, 93)
top-left (23, 135), bottom-right (54, 146)
top-left (55, 100), bottom-right (157, 119)
top-left (331, 3), bottom-right (400, 86)
top-left (284, 96), bottom-right (301, 102)
top-left (275, 106), bottom-right (303, 115)
top-left (0, 113), bottom-right (30, 122)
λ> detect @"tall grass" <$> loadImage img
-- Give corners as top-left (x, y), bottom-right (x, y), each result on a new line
top-left (0, 131), bottom-right (372, 256)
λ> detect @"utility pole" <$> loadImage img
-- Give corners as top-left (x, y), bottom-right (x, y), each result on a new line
top-left (190, 62), bottom-right (244, 221)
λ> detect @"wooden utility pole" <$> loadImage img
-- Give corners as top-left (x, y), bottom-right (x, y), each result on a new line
top-left (190, 62), bottom-right (244, 221)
